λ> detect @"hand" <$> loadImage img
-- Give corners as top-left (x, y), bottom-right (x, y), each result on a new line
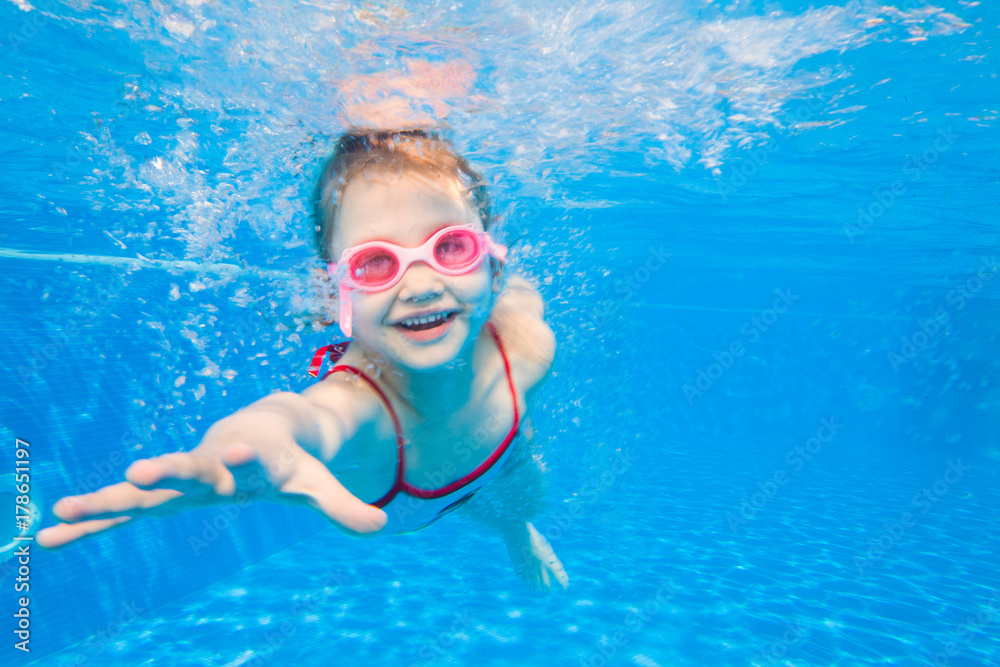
top-left (504, 522), bottom-right (569, 590)
top-left (37, 424), bottom-right (387, 549)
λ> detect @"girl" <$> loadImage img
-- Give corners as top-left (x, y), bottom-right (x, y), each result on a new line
top-left (37, 129), bottom-right (569, 590)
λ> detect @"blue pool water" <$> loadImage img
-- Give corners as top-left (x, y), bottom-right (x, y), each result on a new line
top-left (2, 0), bottom-right (998, 665)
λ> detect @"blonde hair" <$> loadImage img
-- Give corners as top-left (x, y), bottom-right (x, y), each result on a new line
top-left (312, 129), bottom-right (492, 262)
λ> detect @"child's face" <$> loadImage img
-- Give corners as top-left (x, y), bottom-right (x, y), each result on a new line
top-left (330, 169), bottom-right (498, 371)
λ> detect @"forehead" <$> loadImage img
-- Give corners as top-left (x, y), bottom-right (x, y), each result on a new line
top-left (331, 169), bottom-right (480, 253)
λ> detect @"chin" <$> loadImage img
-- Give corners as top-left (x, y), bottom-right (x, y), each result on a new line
top-left (384, 316), bottom-right (473, 372)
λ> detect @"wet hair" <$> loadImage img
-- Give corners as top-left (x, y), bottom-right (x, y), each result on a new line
top-left (312, 129), bottom-right (492, 262)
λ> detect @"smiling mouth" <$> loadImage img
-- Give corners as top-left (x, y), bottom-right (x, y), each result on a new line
top-left (394, 311), bottom-right (459, 331)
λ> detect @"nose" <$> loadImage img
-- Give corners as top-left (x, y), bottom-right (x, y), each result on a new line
top-left (397, 261), bottom-right (444, 303)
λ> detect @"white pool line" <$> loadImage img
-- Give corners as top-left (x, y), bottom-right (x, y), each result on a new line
top-left (0, 247), bottom-right (291, 279)
top-left (1, 247), bottom-right (912, 321)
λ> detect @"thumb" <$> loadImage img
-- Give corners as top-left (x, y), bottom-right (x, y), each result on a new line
top-left (281, 456), bottom-right (388, 534)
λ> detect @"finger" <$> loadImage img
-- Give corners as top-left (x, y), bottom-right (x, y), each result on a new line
top-left (221, 442), bottom-right (258, 467)
top-left (543, 552), bottom-right (569, 589)
top-left (53, 483), bottom-right (182, 522)
top-left (220, 444), bottom-right (291, 491)
top-left (553, 563), bottom-right (569, 589)
top-left (546, 561), bottom-right (568, 589)
top-left (36, 516), bottom-right (132, 549)
top-left (279, 456), bottom-right (387, 534)
top-left (127, 453), bottom-right (236, 497)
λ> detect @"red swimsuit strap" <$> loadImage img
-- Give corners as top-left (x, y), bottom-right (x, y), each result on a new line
top-left (401, 322), bottom-right (520, 500)
top-left (322, 322), bottom-right (519, 508)
top-left (324, 364), bottom-right (406, 509)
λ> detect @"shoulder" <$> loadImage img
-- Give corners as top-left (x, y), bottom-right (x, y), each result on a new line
top-left (488, 275), bottom-right (556, 394)
top-left (301, 367), bottom-right (391, 443)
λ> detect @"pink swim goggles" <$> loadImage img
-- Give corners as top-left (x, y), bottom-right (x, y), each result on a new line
top-left (328, 223), bottom-right (508, 337)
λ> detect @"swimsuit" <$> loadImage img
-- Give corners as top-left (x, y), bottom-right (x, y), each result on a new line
top-left (311, 323), bottom-right (520, 533)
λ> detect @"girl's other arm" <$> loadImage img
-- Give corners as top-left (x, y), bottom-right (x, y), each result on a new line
top-left (490, 275), bottom-right (556, 384)
top-left (461, 442), bottom-right (569, 590)
top-left (478, 275), bottom-right (566, 588)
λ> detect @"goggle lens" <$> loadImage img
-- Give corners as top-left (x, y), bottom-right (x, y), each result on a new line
top-left (350, 248), bottom-right (399, 286)
top-left (434, 229), bottom-right (480, 269)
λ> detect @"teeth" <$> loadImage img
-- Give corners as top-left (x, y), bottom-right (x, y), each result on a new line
top-left (400, 312), bottom-right (448, 327)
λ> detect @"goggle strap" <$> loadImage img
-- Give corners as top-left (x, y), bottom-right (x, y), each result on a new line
top-left (485, 236), bottom-right (508, 262)
top-left (339, 281), bottom-right (353, 338)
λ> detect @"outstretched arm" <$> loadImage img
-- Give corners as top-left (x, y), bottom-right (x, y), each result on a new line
top-left (37, 384), bottom-right (388, 548)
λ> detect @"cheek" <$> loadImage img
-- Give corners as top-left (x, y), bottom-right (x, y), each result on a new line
top-left (453, 269), bottom-right (495, 309)
top-left (352, 291), bottom-right (394, 323)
